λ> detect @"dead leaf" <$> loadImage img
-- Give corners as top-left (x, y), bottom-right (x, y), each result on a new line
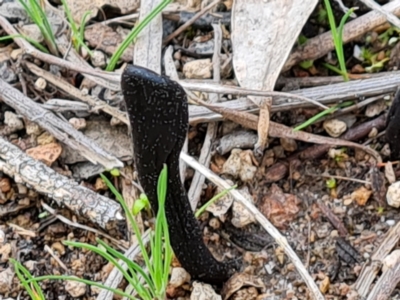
top-left (320, 276), bottom-right (330, 294)
top-left (231, 187), bottom-right (256, 228)
top-left (258, 184), bottom-right (301, 229)
top-left (351, 186), bottom-right (372, 206)
top-left (222, 149), bottom-right (257, 182)
top-left (26, 142), bottom-right (62, 166)
top-left (221, 272), bottom-right (265, 300)
top-left (231, 0), bottom-right (318, 153)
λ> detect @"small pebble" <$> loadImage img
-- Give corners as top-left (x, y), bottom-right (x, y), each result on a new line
top-left (323, 119), bottom-right (347, 137)
top-left (386, 220), bottom-right (396, 226)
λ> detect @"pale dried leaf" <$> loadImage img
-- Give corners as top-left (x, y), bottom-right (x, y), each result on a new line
top-left (134, 0), bottom-right (163, 73)
top-left (351, 186), bottom-right (372, 206)
top-left (231, 0), bottom-right (318, 152)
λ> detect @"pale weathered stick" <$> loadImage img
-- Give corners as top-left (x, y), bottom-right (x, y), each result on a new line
top-left (187, 71), bottom-right (400, 123)
top-left (354, 222), bottom-right (400, 297)
top-left (283, 1), bottom-right (400, 71)
top-left (180, 152), bottom-right (324, 300)
top-left (187, 24), bottom-right (222, 210)
top-left (0, 78), bottom-right (123, 169)
top-left (26, 62), bottom-right (129, 125)
top-left (0, 137), bottom-right (123, 229)
top-left (358, 0), bottom-right (400, 28)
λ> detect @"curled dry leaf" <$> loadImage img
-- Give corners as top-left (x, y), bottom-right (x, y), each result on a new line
top-left (231, 187), bottom-right (256, 228)
top-left (351, 186), bottom-right (372, 206)
top-left (258, 184), bottom-right (301, 229)
top-left (221, 272), bottom-right (265, 300)
top-left (319, 276), bottom-right (330, 294)
top-left (190, 281), bottom-right (222, 300)
top-left (65, 277), bottom-right (86, 297)
top-left (222, 149), bottom-right (257, 182)
top-left (26, 142), bottom-right (62, 166)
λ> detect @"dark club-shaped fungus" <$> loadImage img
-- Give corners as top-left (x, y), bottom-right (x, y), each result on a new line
top-left (386, 89), bottom-right (400, 160)
top-left (121, 65), bottom-right (233, 284)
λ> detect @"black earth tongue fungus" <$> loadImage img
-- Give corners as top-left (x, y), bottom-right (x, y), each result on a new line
top-left (121, 65), bottom-right (235, 285)
top-left (386, 88), bottom-right (400, 160)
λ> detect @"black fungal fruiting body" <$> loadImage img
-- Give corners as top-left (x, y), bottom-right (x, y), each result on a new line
top-left (121, 65), bottom-right (232, 284)
top-left (386, 89), bottom-right (400, 160)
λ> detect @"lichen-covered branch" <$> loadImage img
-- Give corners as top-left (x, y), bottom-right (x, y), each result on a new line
top-left (0, 137), bottom-right (123, 229)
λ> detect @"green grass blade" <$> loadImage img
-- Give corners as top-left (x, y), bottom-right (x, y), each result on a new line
top-left (106, 0), bottom-right (172, 71)
top-left (63, 240), bottom-right (150, 298)
top-left (293, 101), bottom-right (353, 131)
top-left (0, 34), bottom-right (49, 53)
top-left (322, 62), bottom-right (345, 76)
top-left (26, 275), bottom-right (138, 300)
top-left (9, 259), bottom-right (39, 300)
top-left (96, 239), bottom-right (155, 296)
top-left (12, 259), bottom-right (46, 299)
top-left (100, 174), bottom-right (153, 280)
top-left (31, 0), bottom-right (58, 55)
top-left (195, 185), bottom-right (238, 218)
